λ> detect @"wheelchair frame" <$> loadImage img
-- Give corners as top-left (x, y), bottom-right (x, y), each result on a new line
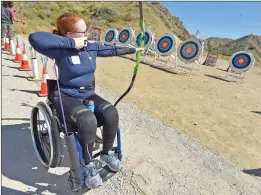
top-left (30, 79), bottom-right (122, 190)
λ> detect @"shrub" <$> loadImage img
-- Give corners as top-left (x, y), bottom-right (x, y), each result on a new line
top-left (124, 13), bottom-right (135, 22)
top-left (107, 15), bottom-right (121, 23)
top-left (92, 7), bottom-right (117, 19)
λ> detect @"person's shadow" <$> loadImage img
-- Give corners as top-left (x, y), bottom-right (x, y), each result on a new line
top-left (243, 168), bottom-right (261, 177)
top-left (1, 122), bottom-right (83, 195)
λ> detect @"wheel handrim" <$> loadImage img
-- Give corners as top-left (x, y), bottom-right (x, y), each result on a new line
top-left (30, 104), bottom-right (54, 167)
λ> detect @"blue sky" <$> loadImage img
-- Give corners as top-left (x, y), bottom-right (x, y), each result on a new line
top-left (160, 1), bottom-right (261, 39)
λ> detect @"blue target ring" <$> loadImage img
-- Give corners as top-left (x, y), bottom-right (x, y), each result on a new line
top-left (105, 30), bottom-right (115, 42)
top-left (119, 30), bottom-right (130, 43)
top-left (232, 54), bottom-right (251, 69)
top-left (180, 41), bottom-right (199, 60)
top-left (136, 32), bottom-right (149, 46)
top-left (157, 36), bottom-right (173, 53)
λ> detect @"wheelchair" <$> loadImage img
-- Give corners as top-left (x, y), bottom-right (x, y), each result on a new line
top-left (30, 79), bottom-right (122, 188)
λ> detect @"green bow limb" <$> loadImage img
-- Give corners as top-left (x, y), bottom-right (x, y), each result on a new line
top-left (134, 2), bottom-right (145, 75)
top-left (114, 1), bottom-right (145, 107)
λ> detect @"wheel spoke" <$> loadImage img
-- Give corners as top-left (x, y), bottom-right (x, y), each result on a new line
top-left (42, 137), bottom-right (51, 155)
top-left (41, 138), bottom-right (50, 159)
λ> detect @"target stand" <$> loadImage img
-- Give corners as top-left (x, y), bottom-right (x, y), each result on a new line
top-left (195, 41), bottom-right (205, 66)
top-left (104, 28), bottom-right (119, 46)
top-left (225, 51), bottom-right (255, 83)
top-left (174, 37), bottom-right (203, 76)
top-left (151, 33), bottom-right (178, 70)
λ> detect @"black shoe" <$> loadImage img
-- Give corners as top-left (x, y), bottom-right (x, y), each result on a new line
top-left (67, 171), bottom-right (85, 192)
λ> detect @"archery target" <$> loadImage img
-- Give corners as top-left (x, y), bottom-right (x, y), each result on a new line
top-left (104, 28), bottom-right (118, 45)
top-left (177, 37), bottom-right (202, 63)
top-left (136, 30), bottom-right (154, 49)
top-left (118, 27), bottom-right (135, 44)
top-left (155, 33), bottom-right (177, 56)
top-left (229, 51), bottom-right (255, 73)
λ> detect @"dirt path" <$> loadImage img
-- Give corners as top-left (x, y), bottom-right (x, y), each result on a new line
top-left (95, 55), bottom-right (261, 169)
top-left (1, 37), bottom-right (261, 194)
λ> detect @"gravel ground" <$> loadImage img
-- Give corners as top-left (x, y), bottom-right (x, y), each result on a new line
top-left (1, 36), bottom-right (261, 195)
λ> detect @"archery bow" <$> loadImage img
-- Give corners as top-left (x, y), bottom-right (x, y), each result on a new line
top-left (113, 1), bottom-right (145, 107)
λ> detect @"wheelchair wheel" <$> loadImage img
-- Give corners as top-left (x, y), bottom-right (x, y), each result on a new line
top-left (30, 101), bottom-right (62, 168)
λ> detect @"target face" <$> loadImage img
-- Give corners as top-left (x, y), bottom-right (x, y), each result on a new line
top-left (104, 28), bottom-right (118, 45)
top-left (177, 37), bottom-right (202, 63)
top-left (136, 30), bottom-right (154, 49)
top-left (229, 51), bottom-right (255, 73)
top-left (155, 33), bottom-right (177, 56)
top-left (118, 27), bottom-right (134, 44)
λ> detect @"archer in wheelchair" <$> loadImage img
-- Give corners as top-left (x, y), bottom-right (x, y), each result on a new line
top-left (29, 12), bottom-right (144, 192)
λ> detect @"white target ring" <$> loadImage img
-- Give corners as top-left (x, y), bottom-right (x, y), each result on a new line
top-left (229, 51), bottom-right (255, 73)
top-left (155, 33), bottom-right (177, 56)
top-left (118, 27), bottom-right (135, 45)
top-left (177, 37), bottom-right (202, 63)
top-left (104, 28), bottom-right (118, 45)
top-left (135, 30), bottom-right (154, 49)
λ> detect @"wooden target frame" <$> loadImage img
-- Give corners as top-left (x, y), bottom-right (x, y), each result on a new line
top-left (174, 37), bottom-right (204, 76)
top-left (148, 33), bottom-right (178, 70)
top-left (204, 52), bottom-right (219, 67)
top-left (104, 28), bottom-right (118, 45)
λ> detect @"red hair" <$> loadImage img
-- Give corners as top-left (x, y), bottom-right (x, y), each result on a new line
top-left (53, 13), bottom-right (82, 36)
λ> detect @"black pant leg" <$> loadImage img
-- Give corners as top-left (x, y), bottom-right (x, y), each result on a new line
top-left (86, 94), bottom-right (119, 154)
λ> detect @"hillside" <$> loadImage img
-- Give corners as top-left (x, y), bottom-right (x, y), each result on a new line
top-left (12, 1), bottom-right (191, 41)
top-left (204, 35), bottom-right (261, 64)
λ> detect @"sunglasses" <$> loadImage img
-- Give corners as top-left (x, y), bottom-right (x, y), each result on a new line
top-left (72, 27), bottom-right (89, 35)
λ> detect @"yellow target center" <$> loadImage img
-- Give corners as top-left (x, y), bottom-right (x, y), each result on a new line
top-left (162, 42), bottom-right (168, 48)
top-left (238, 59), bottom-right (244, 64)
top-left (122, 34), bottom-right (126, 39)
top-left (186, 47), bottom-right (192, 54)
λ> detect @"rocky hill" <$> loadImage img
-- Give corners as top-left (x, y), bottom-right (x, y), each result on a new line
top-left (13, 1), bottom-right (191, 41)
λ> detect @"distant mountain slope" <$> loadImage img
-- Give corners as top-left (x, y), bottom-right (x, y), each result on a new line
top-left (204, 35), bottom-right (261, 64)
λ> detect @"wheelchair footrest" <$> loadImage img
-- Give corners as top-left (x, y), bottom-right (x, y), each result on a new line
top-left (80, 147), bottom-right (119, 192)
top-left (80, 159), bottom-right (118, 193)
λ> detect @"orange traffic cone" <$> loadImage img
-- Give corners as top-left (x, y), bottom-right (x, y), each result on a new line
top-left (19, 49), bottom-right (32, 71)
top-left (4, 36), bottom-right (10, 51)
top-left (37, 67), bottom-right (49, 97)
top-left (14, 43), bottom-right (22, 63)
